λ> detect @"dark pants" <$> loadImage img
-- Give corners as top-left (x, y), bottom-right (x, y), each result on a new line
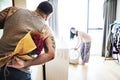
top-left (0, 67), bottom-right (31, 80)
top-left (80, 42), bottom-right (91, 63)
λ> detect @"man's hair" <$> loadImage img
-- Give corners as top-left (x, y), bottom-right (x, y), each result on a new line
top-left (37, 1), bottom-right (53, 15)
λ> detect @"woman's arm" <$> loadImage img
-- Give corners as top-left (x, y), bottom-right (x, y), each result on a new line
top-left (75, 34), bottom-right (83, 50)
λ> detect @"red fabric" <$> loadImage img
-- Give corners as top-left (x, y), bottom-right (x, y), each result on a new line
top-left (32, 33), bottom-right (44, 55)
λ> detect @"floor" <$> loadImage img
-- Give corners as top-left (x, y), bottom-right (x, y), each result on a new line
top-left (68, 55), bottom-right (120, 80)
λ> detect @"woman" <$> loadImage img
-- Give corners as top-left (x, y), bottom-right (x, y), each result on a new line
top-left (70, 27), bottom-right (91, 65)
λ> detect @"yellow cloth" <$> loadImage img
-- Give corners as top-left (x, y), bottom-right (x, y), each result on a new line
top-left (0, 31), bottom-right (37, 67)
top-left (14, 31), bottom-right (36, 55)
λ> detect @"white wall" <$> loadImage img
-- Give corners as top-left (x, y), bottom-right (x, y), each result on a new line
top-left (116, 0), bottom-right (120, 20)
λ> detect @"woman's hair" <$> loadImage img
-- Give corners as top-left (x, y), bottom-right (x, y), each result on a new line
top-left (37, 1), bottom-right (53, 15)
top-left (70, 27), bottom-right (76, 39)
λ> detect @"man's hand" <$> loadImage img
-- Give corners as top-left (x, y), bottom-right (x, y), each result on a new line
top-left (7, 56), bottom-right (25, 69)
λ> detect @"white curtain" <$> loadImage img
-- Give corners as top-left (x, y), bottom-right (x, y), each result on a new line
top-left (48, 0), bottom-right (59, 38)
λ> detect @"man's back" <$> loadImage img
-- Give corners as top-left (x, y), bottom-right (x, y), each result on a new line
top-left (0, 8), bottom-right (46, 55)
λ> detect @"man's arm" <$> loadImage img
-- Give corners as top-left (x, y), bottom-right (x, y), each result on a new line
top-left (7, 36), bottom-right (56, 68)
top-left (0, 7), bottom-right (18, 29)
top-left (25, 36), bottom-right (56, 66)
top-left (0, 7), bottom-right (10, 29)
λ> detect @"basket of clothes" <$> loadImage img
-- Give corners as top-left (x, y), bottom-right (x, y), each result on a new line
top-left (69, 49), bottom-right (80, 64)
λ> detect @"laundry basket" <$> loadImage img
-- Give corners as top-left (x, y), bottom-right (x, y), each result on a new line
top-left (69, 49), bottom-right (80, 64)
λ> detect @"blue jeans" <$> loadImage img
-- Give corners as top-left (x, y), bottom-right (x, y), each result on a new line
top-left (0, 66), bottom-right (31, 80)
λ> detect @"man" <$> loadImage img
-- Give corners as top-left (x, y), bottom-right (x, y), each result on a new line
top-left (0, 1), bottom-right (56, 80)
top-left (70, 27), bottom-right (91, 65)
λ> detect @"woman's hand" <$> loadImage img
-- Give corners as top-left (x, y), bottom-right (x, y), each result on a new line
top-left (7, 56), bottom-right (26, 69)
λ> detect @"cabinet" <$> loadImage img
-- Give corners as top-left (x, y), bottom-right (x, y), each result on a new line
top-left (31, 65), bottom-right (43, 80)
top-left (45, 48), bottom-right (69, 80)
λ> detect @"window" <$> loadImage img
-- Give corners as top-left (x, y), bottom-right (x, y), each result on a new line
top-left (58, 0), bottom-right (88, 39)
top-left (0, 0), bottom-right (12, 10)
top-left (58, 0), bottom-right (104, 55)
